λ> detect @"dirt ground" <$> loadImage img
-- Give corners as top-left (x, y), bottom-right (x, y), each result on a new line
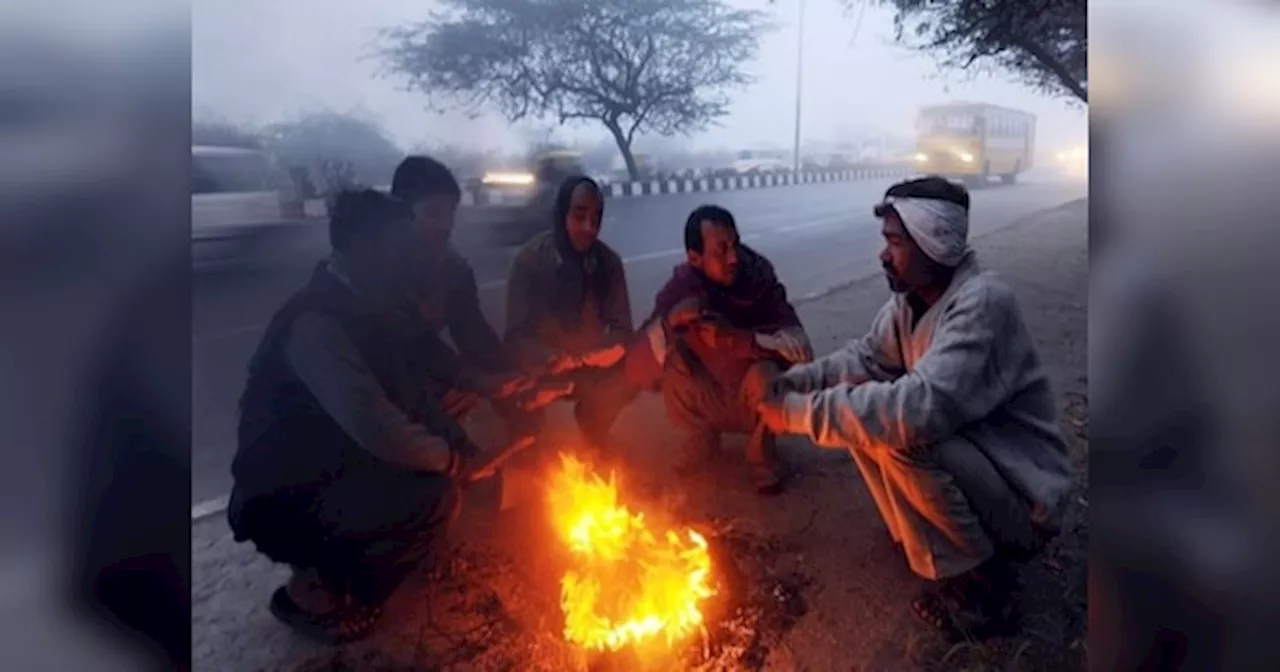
top-left (192, 198), bottom-right (1088, 672)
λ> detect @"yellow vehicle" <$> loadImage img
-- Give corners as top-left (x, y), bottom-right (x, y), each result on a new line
top-left (913, 103), bottom-right (1036, 185)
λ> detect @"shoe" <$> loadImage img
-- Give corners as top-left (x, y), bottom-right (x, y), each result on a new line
top-left (269, 587), bottom-right (382, 645)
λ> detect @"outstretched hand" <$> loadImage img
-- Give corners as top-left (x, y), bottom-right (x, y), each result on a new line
top-left (546, 344), bottom-right (627, 375)
top-left (487, 372), bottom-right (537, 400)
top-left (754, 328), bottom-right (814, 364)
top-left (516, 379), bottom-right (576, 411)
top-left (756, 396), bottom-right (789, 434)
top-left (665, 296), bottom-right (705, 329)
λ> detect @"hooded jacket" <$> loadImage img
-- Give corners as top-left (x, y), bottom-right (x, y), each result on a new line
top-left (504, 177), bottom-right (632, 368)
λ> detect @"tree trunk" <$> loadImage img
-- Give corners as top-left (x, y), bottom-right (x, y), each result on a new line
top-left (604, 121), bottom-right (639, 181)
top-left (1016, 38), bottom-right (1088, 103)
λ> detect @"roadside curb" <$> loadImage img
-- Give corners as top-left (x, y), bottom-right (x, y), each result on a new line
top-left (300, 166), bottom-right (914, 218)
top-left (191, 195), bottom-right (1086, 525)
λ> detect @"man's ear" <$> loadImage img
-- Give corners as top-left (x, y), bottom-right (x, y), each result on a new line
top-left (686, 250), bottom-right (702, 268)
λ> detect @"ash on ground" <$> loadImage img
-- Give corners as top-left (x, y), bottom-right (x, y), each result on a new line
top-left (287, 517), bottom-right (811, 672)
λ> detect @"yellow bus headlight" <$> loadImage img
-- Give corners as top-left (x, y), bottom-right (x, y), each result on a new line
top-left (957, 152), bottom-right (974, 163)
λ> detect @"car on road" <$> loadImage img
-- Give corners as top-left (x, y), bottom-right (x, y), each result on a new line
top-left (476, 150), bottom-right (588, 246)
top-left (192, 145), bottom-right (304, 269)
top-left (731, 149), bottom-right (792, 175)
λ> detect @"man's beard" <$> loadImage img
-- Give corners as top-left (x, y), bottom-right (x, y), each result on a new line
top-left (884, 266), bottom-right (909, 293)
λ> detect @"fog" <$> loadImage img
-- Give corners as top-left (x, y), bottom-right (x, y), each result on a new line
top-left (192, 0), bottom-right (1087, 161)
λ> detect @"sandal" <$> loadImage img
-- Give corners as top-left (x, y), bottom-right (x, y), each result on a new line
top-left (911, 573), bottom-right (1019, 641)
top-left (911, 585), bottom-right (964, 638)
top-left (269, 587), bottom-right (383, 645)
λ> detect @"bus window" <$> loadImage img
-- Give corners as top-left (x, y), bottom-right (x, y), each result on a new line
top-left (919, 113), bottom-right (977, 135)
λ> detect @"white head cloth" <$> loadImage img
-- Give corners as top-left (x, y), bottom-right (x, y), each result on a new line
top-left (883, 195), bottom-right (970, 267)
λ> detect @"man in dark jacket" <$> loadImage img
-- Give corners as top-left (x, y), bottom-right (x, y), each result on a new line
top-left (226, 189), bottom-right (525, 645)
top-left (504, 176), bottom-right (637, 454)
top-left (623, 205), bottom-right (813, 494)
top-left (390, 156), bottom-right (530, 405)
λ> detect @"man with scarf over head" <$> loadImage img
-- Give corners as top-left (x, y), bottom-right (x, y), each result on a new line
top-left (228, 189), bottom-right (521, 645)
top-left (757, 177), bottom-right (1073, 639)
top-left (623, 205), bottom-right (813, 495)
top-left (504, 177), bottom-right (638, 454)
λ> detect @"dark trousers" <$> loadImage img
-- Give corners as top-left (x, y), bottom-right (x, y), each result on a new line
top-left (230, 464), bottom-right (459, 608)
top-left (661, 347), bottom-right (781, 477)
top-left (566, 364), bottom-right (639, 446)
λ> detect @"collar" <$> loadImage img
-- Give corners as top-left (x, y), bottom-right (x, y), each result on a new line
top-left (324, 253), bottom-right (354, 290)
top-left (898, 250), bottom-right (982, 319)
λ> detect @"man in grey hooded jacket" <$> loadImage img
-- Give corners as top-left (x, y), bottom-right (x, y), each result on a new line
top-left (758, 176), bottom-right (1073, 638)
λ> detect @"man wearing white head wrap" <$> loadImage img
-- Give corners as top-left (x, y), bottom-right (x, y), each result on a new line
top-left (756, 177), bottom-right (1073, 639)
top-left (881, 193), bottom-right (971, 268)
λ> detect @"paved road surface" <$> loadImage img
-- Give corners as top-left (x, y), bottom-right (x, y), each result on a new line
top-left (192, 176), bottom-right (1086, 506)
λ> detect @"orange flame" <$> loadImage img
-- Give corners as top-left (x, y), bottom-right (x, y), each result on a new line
top-left (547, 453), bottom-right (715, 652)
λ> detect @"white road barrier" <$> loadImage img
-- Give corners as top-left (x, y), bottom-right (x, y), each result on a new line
top-left (300, 166), bottom-right (914, 219)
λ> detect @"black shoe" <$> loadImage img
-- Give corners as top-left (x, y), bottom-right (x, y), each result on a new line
top-left (269, 587), bottom-right (382, 645)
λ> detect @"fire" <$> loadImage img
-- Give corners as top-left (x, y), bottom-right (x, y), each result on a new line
top-left (546, 453), bottom-right (715, 652)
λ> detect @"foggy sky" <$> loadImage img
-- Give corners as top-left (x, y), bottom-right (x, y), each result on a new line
top-left (192, 0), bottom-right (1087, 156)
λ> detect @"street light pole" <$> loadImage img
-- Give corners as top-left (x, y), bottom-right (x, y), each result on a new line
top-left (793, 0), bottom-right (806, 173)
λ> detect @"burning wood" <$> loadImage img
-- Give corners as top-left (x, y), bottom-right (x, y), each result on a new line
top-left (546, 454), bottom-right (716, 653)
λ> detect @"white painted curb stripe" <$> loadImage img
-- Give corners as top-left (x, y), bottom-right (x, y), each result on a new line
top-left (298, 168), bottom-right (911, 220)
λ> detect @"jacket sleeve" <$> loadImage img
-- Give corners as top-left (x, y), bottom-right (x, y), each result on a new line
top-left (600, 253), bottom-right (634, 343)
top-left (778, 285), bottom-right (1015, 452)
top-left (779, 300), bottom-right (903, 393)
top-left (765, 277), bottom-right (803, 330)
top-left (502, 246), bottom-right (557, 369)
top-left (624, 273), bottom-right (690, 387)
top-left (286, 312), bottom-right (466, 473)
top-left (446, 260), bottom-right (515, 373)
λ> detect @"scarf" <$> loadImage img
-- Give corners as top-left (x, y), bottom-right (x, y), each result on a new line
top-left (882, 195), bottom-right (970, 267)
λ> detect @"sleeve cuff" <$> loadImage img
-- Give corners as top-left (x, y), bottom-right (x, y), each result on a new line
top-left (780, 392), bottom-right (812, 435)
top-left (645, 320), bottom-right (668, 367)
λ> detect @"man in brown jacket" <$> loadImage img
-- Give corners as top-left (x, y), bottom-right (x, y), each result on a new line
top-left (504, 176), bottom-right (638, 454)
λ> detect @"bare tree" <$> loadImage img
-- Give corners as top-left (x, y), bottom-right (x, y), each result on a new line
top-left (860, 0), bottom-right (1087, 103)
top-left (262, 111), bottom-right (404, 194)
top-left (192, 119), bottom-right (261, 148)
top-left (379, 0), bottom-right (770, 180)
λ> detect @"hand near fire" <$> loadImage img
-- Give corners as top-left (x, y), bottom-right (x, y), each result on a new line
top-left (441, 389), bottom-right (482, 418)
top-left (755, 396), bottom-right (790, 434)
top-left (665, 296), bottom-right (706, 329)
top-left (754, 327), bottom-right (814, 364)
top-left (482, 372), bottom-right (537, 400)
top-left (515, 379), bottom-right (576, 411)
top-left (755, 378), bottom-right (794, 434)
top-left (546, 345), bottom-right (627, 374)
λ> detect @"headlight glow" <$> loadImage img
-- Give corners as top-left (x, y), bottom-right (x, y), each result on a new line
top-left (482, 172), bottom-right (536, 186)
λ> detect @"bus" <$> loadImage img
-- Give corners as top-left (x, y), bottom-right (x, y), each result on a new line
top-left (913, 103), bottom-right (1036, 184)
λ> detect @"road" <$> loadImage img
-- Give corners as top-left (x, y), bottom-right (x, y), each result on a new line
top-left (192, 175), bottom-right (1086, 508)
